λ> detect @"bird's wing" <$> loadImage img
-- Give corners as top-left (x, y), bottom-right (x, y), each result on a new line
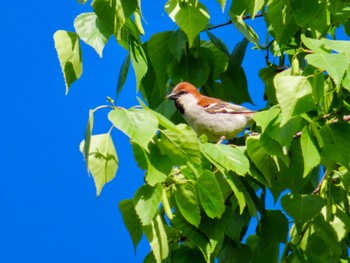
top-left (203, 102), bottom-right (255, 114)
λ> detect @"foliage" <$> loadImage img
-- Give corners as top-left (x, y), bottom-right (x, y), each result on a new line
top-left (54, 0), bottom-right (350, 262)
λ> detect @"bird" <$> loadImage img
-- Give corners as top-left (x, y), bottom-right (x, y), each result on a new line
top-left (167, 82), bottom-right (255, 141)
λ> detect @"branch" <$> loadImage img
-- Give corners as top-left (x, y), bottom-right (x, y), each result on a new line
top-left (312, 170), bottom-right (328, 195)
top-left (206, 13), bottom-right (264, 31)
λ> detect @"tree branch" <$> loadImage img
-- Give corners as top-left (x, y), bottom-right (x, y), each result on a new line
top-left (312, 170), bottom-right (328, 195)
top-left (205, 13), bottom-right (264, 31)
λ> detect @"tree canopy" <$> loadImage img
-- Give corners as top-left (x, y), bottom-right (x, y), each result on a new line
top-left (54, 0), bottom-right (350, 262)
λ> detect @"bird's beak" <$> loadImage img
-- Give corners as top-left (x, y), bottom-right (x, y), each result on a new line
top-left (166, 92), bottom-right (178, 100)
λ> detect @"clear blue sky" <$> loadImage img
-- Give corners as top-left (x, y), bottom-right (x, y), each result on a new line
top-left (0, 1), bottom-right (270, 262)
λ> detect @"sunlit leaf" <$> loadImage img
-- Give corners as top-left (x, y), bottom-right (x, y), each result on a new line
top-left (108, 108), bottom-right (158, 151)
top-left (134, 184), bottom-right (162, 225)
top-left (216, 0), bottom-right (227, 12)
top-left (74, 12), bottom-right (112, 57)
top-left (53, 30), bottom-right (82, 94)
top-left (80, 134), bottom-right (118, 196)
top-left (174, 183), bottom-right (201, 227)
top-left (158, 123), bottom-right (201, 165)
top-left (91, 0), bottom-right (138, 38)
top-left (300, 127), bottom-right (320, 177)
top-left (143, 214), bottom-right (169, 262)
top-left (200, 143), bottom-right (249, 175)
top-left (305, 53), bottom-right (349, 86)
top-left (244, 0), bottom-right (264, 19)
top-left (229, 13), bottom-right (259, 46)
top-left (274, 75), bottom-right (314, 125)
top-left (165, 0), bottom-right (210, 47)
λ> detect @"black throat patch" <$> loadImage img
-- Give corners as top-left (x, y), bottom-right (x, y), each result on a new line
top-left (174, 100), bottom-right (185, 114)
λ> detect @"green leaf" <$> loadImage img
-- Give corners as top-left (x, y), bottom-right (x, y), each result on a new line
top-left (200, 42), bottom-right (229, 81)
top-left (265, 115), bottom-right (302, 150)
top-left (246, 136), bottom-right (279, 185)
top-left (80, 134), bottom-right (118, 196)
top-left (172, 215), bottom-right (211, 261)
top-left (158, 123), bottom-right (201, 165)
top-left (167, 54), bottom-right (210, 87)
top-left (274, 75), bottom-right (314, 125)
top-left (313, 214), bottom-right (342, 255)
top-left (147, 32), bottom-right (173, 88)
top-left (253, 107), bottom-right (280, 132)
top-left (168, 29), bottom-right (187, 62)
top-left (231, 38), bottom-right (249, 66)
top-left (74, 12), bottom-right (112, 58)
top-left (137, 98), bottom-right (179, 131)
top-left (174, 183), bottom-right (201, 227)
top-left (342, 65), bottom-right (350, 92)
top-left (331, 208), bottom-right (350, 242)
top-left (172, 247), bottom-right (206, 263)
top-left (266, 0), bottom-right (298, 46)
top-left (116, 54), bottom-right (130, 100)
top-left (129, 37), bottom-right (148, 89)
top-left (134, 184), bottom-right (162, 225)
top-left (286, 0), bottom-right (320, 26)
top-left (219, 238), bottom-right (251, 263)
top-left (216, 0), bottom-right (227, 12)
top-left (77, 0), bottom-right (88, 4)
top-left (53, 30), bottom-right (82, 94)
top-left (83, 110), bottom-right (94, 169)
top-left (281, 194), bottom-right (326, 228)
top-left (206, 31), bottom-right (230, 56)
top-left (91, 0), bottom-right (138, 38)
top-left (243, 0), bottom-right (264, 18)
top-left (301, 35), bottom-right (330, 54)
top-left (200, 143), bottom-right (249, 176)
top-left (131, 143), bottom-right (170, 186)
top-left (258, 210), bottom-right (288, 243)
top-left (143, 214), bottom-right (170, 262)
top-left (251, 236), bottom-right (279, 263)
top-left (229, 13), bottom-right (259, 46)
top-left (196, 170), bottom-right (225, 218)
top-left (165, 0), bottom-right (210, 47)
top-left (118, 199), bottom-right (143, 253)
top-left (220, 48), bottom-right (252, 104)
top-left (108, 108), bottom-right (158, 151)
top-left (305, 53), bottom-right (349, 86)
top-left (319, 122), bottom-right (350, 169)
top-left (300, 127), bottom-right (320, 177)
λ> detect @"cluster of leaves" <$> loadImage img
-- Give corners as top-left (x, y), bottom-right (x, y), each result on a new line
top-left (54, 0), bottom-right (350, 262)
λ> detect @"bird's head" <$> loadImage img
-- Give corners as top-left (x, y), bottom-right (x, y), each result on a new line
top-left (167, 82), bottom-right (201, 101)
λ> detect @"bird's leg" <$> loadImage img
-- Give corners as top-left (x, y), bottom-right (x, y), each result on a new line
top-left (216, 135), bottom-right (226, 144)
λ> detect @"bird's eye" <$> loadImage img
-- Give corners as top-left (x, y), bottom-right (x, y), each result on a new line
top-left (178, 90), bottom-right (186, 95)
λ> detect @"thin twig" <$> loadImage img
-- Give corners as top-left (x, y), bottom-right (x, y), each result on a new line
top-left (313, 170), bottom-right (328, 195)
top-left (205, 13), bottom-right (264, 31)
